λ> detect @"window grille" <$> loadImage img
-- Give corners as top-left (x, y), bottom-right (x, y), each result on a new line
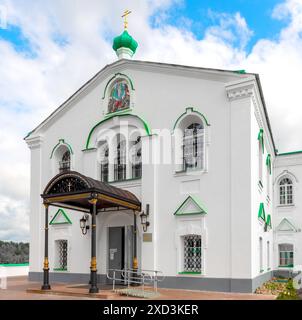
top-left (279, 244), bottom-right (294, 267)
top-left (183, 235), bottom-right (202, 272)
top-left (59, 151), bottom-right (71, 172)
top-left (114, 138), bottom-right (126, 181)
top-left (57, 240), bottom-right (68, 270)
top-left (279, 178), bottom-right (293, 205)
top-left (100, 147), bottom-right (109, 182)
top-left (183, 123), bottom-right (204, 171)
top-left (132, 137), bottom-right (142, 179)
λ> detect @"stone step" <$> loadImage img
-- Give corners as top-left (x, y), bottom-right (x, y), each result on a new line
top-left (27, 288), bottom-right (116, 300)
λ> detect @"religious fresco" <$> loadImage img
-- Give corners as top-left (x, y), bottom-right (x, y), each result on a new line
top-left (108, 80), bottom-right (130, 113)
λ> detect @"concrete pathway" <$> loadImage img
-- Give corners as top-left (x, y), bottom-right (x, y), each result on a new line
top-left (0, 276), bottom-right (276, 300)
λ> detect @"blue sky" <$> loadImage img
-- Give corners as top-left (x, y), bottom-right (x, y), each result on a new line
top-left (0, 1), bottom-right (289, 57)
top-left (150, 0), bottom-right (288, 51)
top-left (0, 0), bottom-right (302, 242)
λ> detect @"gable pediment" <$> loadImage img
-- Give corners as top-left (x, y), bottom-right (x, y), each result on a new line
top-left (50, 209), bottom-right (72, 225)
top-left (276, 218), bottom-right (297, 233)
top-left (174, 196), bottom-right (207, 216)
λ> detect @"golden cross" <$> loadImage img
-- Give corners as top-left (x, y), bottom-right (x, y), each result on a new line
top-left (122, 10), bottom-right (132, 30)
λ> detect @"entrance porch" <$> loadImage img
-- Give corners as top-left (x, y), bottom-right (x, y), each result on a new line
top-left (40, 171), bottom-right (141, 294)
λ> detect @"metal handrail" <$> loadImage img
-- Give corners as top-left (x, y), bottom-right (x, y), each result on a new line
top-left (106, 268), bottom-right (165, 293)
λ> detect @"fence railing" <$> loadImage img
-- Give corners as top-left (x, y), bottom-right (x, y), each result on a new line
top-left (106, 268), bottom-right (165, 293)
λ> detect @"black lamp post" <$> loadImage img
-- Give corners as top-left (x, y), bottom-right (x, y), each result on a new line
top-left (80, 214), bottom-right (90, 235)
top-left (140, 204), bottom-right (150, 232)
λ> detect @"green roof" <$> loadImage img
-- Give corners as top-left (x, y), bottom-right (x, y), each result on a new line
top-left (266, 214), bottom-right (272, 229)
top-left (258, 203), bottom-right (266, 222)
top-left (113, 30), bottom-right (138, 54)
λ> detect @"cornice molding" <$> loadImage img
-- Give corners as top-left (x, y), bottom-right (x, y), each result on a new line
top-left (26, 135), bottom-right (44, 149)
top-left (225, 79), bottom-right (255, 101)
top-left (226, 79), bottom-right (276, 157)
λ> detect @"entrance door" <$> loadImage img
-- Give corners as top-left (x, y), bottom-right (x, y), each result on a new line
top-left (108, 227), bottom-right (125, 284)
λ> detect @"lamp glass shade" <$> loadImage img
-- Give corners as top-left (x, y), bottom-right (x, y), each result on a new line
top-left (140, 213), bottom-right (147, 224)
top-left (80, 217), bottom-right (86, 229)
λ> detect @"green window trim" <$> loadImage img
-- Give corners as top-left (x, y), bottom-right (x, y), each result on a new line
top-left (85, 113), bottom-right (151, 150)
top-left (0, 263), bottom-right (29, 267)
top-left (102, 73), bottom-right (135, 100)
top-left (50, 139), bottom-right (74, 159)
top-left (174, 195), bottom-right (207, 216)
top-left (53, 268), bottom-right (68, 272)
top-left (173, 107), bottom-right (210, 132)
top-left (82, 148), bottom-right (97, 152)
top-left (178, 271), bottom-right (202, 275)
top-left (258, 129), bottom-right (264, 154)
top-left (104, 107), bottom-right (133, 118)
top-left (258, 203), bottom-right (266, 222)
top-left (266, 154), bottom-right (272, 174)
top-left (278, 264), bottom-right (294, 268)
top-left (50, 209), bottom-right (72, 225)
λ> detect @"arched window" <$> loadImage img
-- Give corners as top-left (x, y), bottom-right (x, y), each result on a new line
top-left (183, 123), bottom-right (204, 171)
top-left (100, 145), bottom-right (109, 183)
top-left (59, 151), bottom-right (71, 172)
top-left (132, 137), bottom-right (142, 179)
top-left (279, 178), bottom-right (293, 205)
top-left (279, 244), bottom-right (294, 267)
top-left (114, 135), bottom-right (126, 181)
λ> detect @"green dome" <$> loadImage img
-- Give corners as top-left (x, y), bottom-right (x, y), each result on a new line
top-left (113, 30), bottom-right (138, 54)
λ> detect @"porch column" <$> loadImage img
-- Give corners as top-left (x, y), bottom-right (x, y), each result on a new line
top-left (133, 211), bottom-right (138, 279)
top-left (89, 198), bottom-right (99, 293)
top-left (41, 203), bottom-right (51, 290)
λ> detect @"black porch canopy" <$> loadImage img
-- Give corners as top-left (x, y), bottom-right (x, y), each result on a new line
top-left (42, 171), bottom-right (141, 212)
top-left (40, 171), bottom-right (141, 294)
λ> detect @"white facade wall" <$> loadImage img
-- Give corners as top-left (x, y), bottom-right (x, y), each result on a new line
top-left (274, 154), bottom-right (302, 273)
top-left (26, 60), bottom-right (284, 292)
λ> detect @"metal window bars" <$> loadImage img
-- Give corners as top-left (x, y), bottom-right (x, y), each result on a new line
top-left (184, 235), bottom-right (202, 273)
top-left (59, 161), bottom-right (70, 172)
top-left (58, 240), bottom-right (68, 270)
top-left (182, 128), bottom-right (204, 171)
top-left (100, 162), bottom-right (109, 182)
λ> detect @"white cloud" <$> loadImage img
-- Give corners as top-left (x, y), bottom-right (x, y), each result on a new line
top-left (0, 0), bottom-right (302, 241)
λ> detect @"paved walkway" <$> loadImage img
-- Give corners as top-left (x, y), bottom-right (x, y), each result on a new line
top-left (0, 276), bottom-right (276, 300)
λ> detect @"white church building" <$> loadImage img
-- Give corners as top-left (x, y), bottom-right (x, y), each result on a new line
top-left (25, 21), bottom-right (302, 293)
